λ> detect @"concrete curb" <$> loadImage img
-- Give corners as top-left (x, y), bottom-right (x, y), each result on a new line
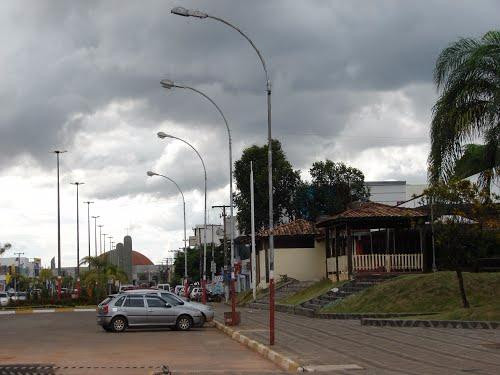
top-left (213, 320), bottom-right (303, 372)
top-left (361, 318), bottom-right (500, 329)
top-left (0, 308), bottom-right (96, 315)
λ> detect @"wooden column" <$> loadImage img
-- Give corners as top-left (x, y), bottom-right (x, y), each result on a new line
top-left (347, 225), bottom-right (353, 279)
top-left (334, 226), bottom-right (339, 281)
top-left (325, 228), bottom-right (331, 279)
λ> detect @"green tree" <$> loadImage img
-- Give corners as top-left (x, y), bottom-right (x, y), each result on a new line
top-left (295, 160), bottom-right (370, 221)
top-left (429, 30), bottom-right (500, 191)
top-left (0, 242), bottom-right (11, 256)
top-left (424, 180), bottom-right (499, 308)
top-left (234, 140), bottom-right (302, 234)
top-left (80, 256), bottom-right (128, 300)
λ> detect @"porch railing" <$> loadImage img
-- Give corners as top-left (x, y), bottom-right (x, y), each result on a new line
top-left (327, 253), bottom-right (423, 274)
top-left (354, 253), bottom-right (422, 272)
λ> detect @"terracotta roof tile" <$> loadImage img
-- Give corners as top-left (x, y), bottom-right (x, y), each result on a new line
top-left (258, 219), bottom-right (317, 237)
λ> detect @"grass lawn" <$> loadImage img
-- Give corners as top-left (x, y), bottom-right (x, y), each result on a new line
top-left (279, 279), bottom-right (344, 306)
top-left (320, 272), bottom-right (500, 321)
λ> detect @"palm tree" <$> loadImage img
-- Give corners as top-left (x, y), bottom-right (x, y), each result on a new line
top-left (79, 256), bottom-right (128, 298)
top-left (429, 30), bottom-right (500, 191)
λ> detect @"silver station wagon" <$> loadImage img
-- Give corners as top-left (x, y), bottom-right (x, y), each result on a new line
top-left (96, 293), bottom-right (203, 332)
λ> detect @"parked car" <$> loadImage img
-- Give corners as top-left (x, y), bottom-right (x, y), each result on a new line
top-left (96, 293), bottom-right (203, 332)
top-left (124, 289), bottom-right (214, 324)
top-left (0, 292), bottom-right (10, 306)
top-left (119, 284), bottom-right (137, 293)
top-left (174, 285), bottom-right (183, 296)
top-left (190, 287), bottom-right (202, 301)
top-left (157, 283), bottom-right (171, 292)
top-left (8, 292), bottom-right (27, 302)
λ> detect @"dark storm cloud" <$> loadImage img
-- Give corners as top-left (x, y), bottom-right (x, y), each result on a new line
top-left (1, 0), bottom-right (499, 198)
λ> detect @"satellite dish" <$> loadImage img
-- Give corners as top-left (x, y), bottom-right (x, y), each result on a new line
top-left (216, 228), bottom-right (224, 236)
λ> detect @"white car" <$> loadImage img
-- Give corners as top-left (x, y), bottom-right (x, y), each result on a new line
top-left (8, 292), bottom-right (27, 302)
top-left (0, 292), bottom-right (9, 306)
top-left (157, 283), bottom-right (171, 292)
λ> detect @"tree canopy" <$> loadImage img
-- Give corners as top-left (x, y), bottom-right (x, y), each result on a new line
top-left (234, 139), bottom-right (301, 234)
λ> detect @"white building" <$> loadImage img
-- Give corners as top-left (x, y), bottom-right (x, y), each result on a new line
top-left (365, 181), bottom-right (427, 208)
top-left (189, 217), bottom-right (240, 247)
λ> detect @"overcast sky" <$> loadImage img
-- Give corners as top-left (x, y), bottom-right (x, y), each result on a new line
top-left (1, 0), bottom-right (498, 267)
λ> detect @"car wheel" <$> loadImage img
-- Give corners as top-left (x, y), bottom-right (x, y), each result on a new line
top-left (111, 316), bottom-right (127, 333)
top-left (176, 315), bottom-right (193, 331)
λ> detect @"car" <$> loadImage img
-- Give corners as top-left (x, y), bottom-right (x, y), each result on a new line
top-left (8, 292), bottom-right (27, 302)
top-left (96, 293), bottom-right (203, 333)
top-left (173, 285), bottom-right (183, 296)
top-left (157, 283), bottom-right (171, 292)
top-left (118, 284), bottom-right (137, 293)
top-left (0, 292), bottom-right (9, 306)
top-left (124, 289), bottom-right (214, 324)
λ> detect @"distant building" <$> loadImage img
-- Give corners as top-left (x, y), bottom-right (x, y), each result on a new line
top-left (0, 257), bottom-right (41, 278)
top-left (365, 181), bottom-right (427, 207)
top-left (189, 217), bottom-right (239, 246)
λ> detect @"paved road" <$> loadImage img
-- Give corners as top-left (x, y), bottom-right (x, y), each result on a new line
top-left (216, 306), bottom-right (500, 374)
top-left (0, 311), bottom-right (284, 374)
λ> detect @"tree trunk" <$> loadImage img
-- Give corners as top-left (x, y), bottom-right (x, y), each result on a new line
top-left (456, 268), bottom-right (470, 308)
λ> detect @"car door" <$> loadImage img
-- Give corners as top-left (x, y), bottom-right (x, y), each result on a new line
top-left (122, 295), bottom-right (148, 325)
top-left (145, 295), bottom-right (176, 325)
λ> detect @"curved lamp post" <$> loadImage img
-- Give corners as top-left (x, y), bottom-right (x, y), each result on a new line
top-left (147, 171), bottom-right (189, 298)
top-left (157, 131), bottom-right (208, 304)
top-left (160, 78), bottom-right (233, 285)
top-left (171, 7), bottom-right (274, 342)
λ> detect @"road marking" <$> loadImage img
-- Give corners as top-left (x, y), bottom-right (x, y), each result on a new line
top-left (33, 309), bottom-right (55, 313)
top-left (0, 311), bottom-right (15, 315)
top-left (303, 364), bottom-right (363, 372)
top-left (74, 308), bottom-right (96, 312)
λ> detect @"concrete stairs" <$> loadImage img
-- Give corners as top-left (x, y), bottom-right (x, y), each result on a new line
top-left (255, 279), bottom-right (316, 304)
top-left (300, 273), bottom-right (397, 313)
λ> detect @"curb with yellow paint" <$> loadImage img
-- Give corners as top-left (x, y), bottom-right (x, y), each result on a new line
top-left (0, 308), bottom-right (96, 315)
top-left (213, 320), bottom-right (304, 372)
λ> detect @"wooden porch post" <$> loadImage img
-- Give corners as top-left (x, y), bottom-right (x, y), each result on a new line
top-left (347, 224), bottom-right (353, 279)
top-left (419, 226), bottom-right (424, 272)
top-left (334, 226), bottom-right (339, 281)
top-left (325, 227), bottom-right (331, 279)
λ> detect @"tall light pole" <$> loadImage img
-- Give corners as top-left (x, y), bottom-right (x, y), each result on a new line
top-left (92, 216), bottom-right (100, 257)
top-left (171, 7), bottom-right (273, 339)
top-left (98, 225), bottom-right (104, 254)
top-left (84, 201), bottom-right (94, 259)
top-left (102, 234), bottom-right (107, 253)
top-left (160, 78), bottom-right (235, 309)
top-left (157, 131), bottom-right (208, 304)
top-left (70, 182), bottom-right (84, 276)
top-left (52, 150), bottom-right (67, 276)
top-left (147, 171), bottom-right (189, 298)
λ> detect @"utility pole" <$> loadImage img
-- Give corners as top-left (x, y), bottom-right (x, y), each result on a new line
top-left (52, 150), bottom-right (66, 276)
top-left (14, 252), bottom-right (24, 292)
top-left (250, 161), bottom-right (257, 301)
top-left (92, 216), bottom-right (100, 257)
top-left (83, 201), bottom-right (94, 259)
top-left (212, 204), bottom-right (232, 306)
top-left (70, 182), bottom-right (84, 276)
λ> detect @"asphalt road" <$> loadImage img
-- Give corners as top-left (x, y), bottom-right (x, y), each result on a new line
top-left (0, 311), bottom-right (284, 374)
top-left (216, 306), bottom-right (500, 375)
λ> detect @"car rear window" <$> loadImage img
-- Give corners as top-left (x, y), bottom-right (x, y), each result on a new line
top-left (99, 297), bottom-right (113, 306)
top-left (124, 296), bottom-right (144, 307)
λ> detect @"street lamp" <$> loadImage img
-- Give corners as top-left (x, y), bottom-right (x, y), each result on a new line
top-left (157, 132), bottom-right (208, 304)
top-left (98, 225), bottom-right (104, 254)
top-left (92, 216), bottom-right (100, 257)
top-left (84, 201), bottom-right (94, 259)
top-left (52, 150), bottom-right (67, 276)
top-left (102, 234), bottom-right (107, 253)
top-left (160, 77), bottom-right (234, 288)
top-left (147, 171), bottom-right (189, 298)
top-left (171, 7), bottom-right (274, 342)
top-left (70, 182), bottom-right (84, 276)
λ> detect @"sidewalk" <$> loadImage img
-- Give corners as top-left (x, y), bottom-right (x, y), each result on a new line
top-left (215, 305), bottom-right (500, 374)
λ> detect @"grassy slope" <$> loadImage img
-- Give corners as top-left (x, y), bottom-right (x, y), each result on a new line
top-left (279, 279), bottom-right (343, 306)
top-left (321, 272), bottom-right (500, 321)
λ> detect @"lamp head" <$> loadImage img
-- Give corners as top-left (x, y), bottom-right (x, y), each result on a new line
top-left (157, 131), bottom-right (174, 139)
top-left (160, 79), bottom-right (175, 89)
top-left (171, 7), bottom-right (207, 18)
top-left (147, 171), bottom-right (158, 177)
